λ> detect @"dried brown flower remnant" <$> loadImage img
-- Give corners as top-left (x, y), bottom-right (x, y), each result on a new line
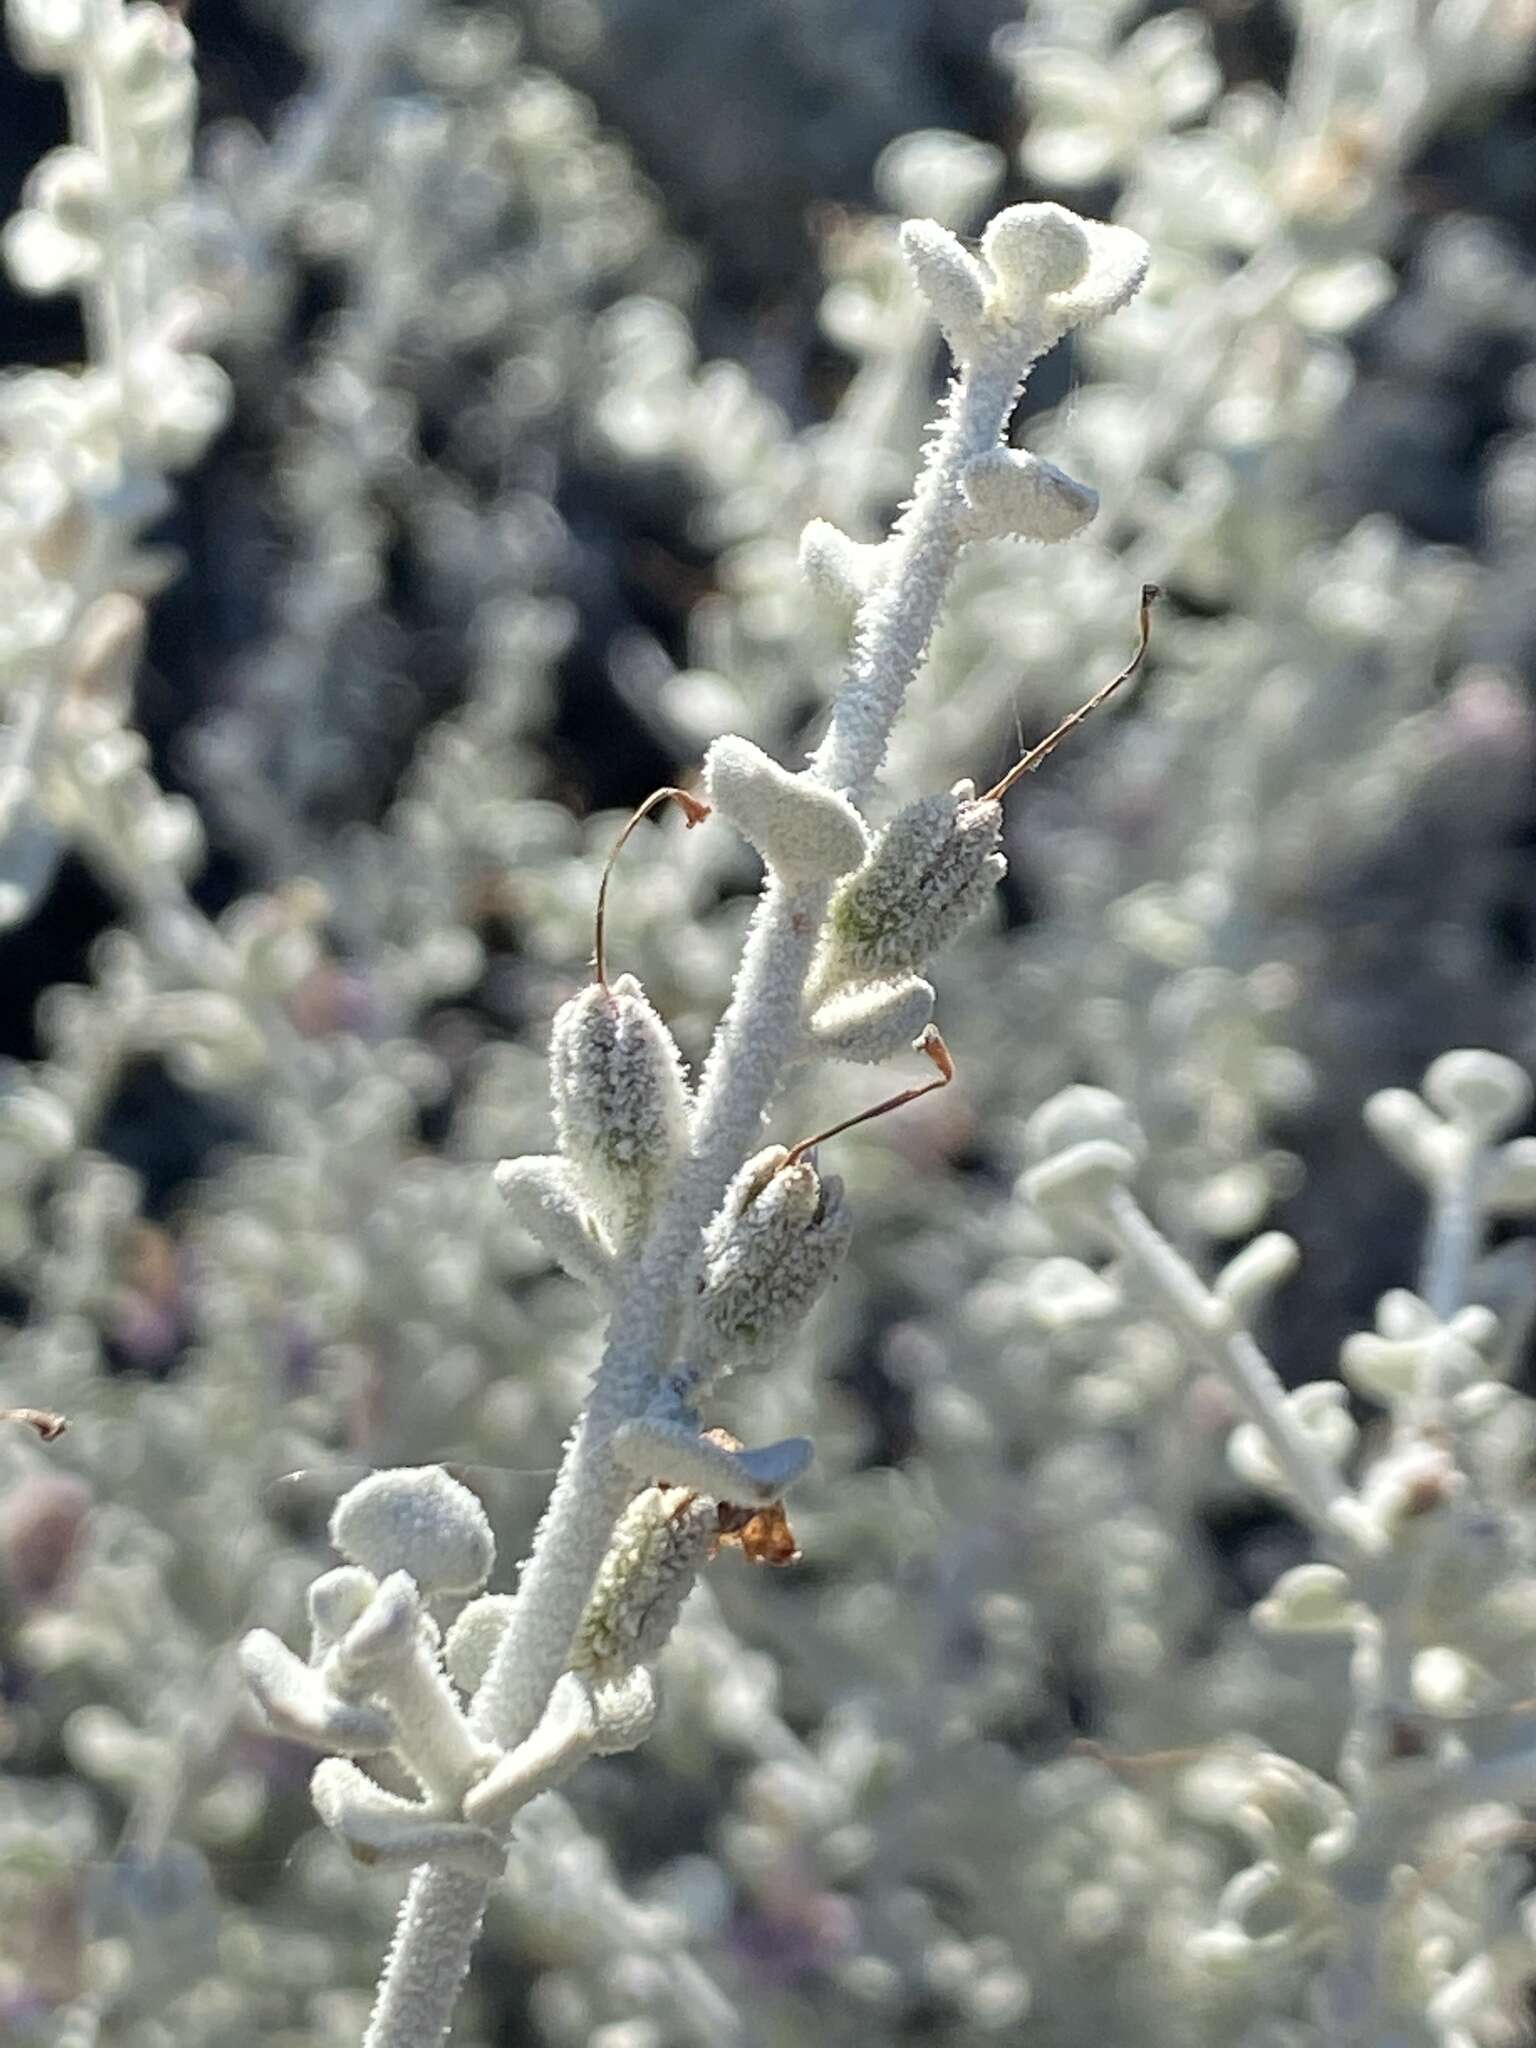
top-left (715, 1499), bottom-right (800, 1566)
top-left (2, 1407), bottom-right (67, 1441)
top-left (699, 1429), bottom-right (800, 1564)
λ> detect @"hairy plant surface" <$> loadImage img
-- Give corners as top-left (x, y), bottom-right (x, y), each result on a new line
top-left (2, 3), bottom-right (1536, 2046)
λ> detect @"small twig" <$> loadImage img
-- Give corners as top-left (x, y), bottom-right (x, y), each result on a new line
top-left (1072, 1736), bottom-right (1214, 1776)
top-left (781, 1027), bottom-right (954, 1169)
top-left (2, 1407), bottom-right (68, 1442)
top-left (982, 583), bottom-right (1159, 804)
top-left (1399, 1817), bottom-right (1536, 1908)
top-left (592, 787), bottom-right (711, 990)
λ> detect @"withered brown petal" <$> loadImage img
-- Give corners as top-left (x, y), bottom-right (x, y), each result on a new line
top-left (2, 1407), bottom-right (67, 1442)
top-left (715, 1500), bottom-right (800, 1566)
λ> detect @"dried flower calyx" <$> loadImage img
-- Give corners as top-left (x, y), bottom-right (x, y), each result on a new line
top-left (811, 780), bottom-right (1005, 993)
top-left (571, 1435), bottom-right (799, 1687)
top-left (570, 1482), bottom-right (719, 1684)
top-left (687, 1144), bottom-right (852, 1368)
top-left (550, 973), bottom-right (691, 1253)
top-left (807, 587), bottom-right (1156, 1011)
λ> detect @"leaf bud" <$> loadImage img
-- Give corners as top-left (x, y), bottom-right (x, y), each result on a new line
top-left (688, 1146), bottom-right (852, 1366)
top-left (1229, 1384), bottom-right (1356, 1505)
top-left (980, 204), bottom-right (1149, 341)
top-left (959, 447), bottom-right (1098, 544)
top-left (588, 1667), bottom-right (659, 1754)
top-left (28, 146), bottom-right (108, 243)
top-left (1251, 1564), bottom-right (1360, 1636)
top-left (1422, 1048), bottom-right (1532, 1141)
top-left (1213, 1233), bottom-right (1300, 1320)
top-left (137, 990), bottom-right (266, 1089)
top-left (70, 592), bottom-right (145, 708)
top-left (1485, 1137), bottom-right (1536, 1215)
top-left (310, 1758), bottom-right (504, 1878)
top-left (1362, 1086), bottom-right (1451, 1183)
top-left (550, 974), bottom-right (690, 1252)
top-left (1411, 1646), bottom-right (1490, 1716)
top-left (494, 1153), bottom-right (614, 1290)
top-left (103, 2), bottom-right (193, 100)
top-left (330, 1466), bottom-right (495, 1596)
top-left (134, 352), bottom-right (232, 473)
top-left (8, 0), bottom-right (89, 72)
top-left (703, 735), bottom-right (867, 885)
top-left (307, 1566), bottom-right (380, 1660)
top-left (898, 219), bottom-right (988, 351)
top-left (1020, 1141), bottom-right (1139, 1235)
top-left (222, 881), bottom-right (327, 996)
top-left (461, 1674), bottom-right (600, 1827)
top-left (805, 975), bottom-right (935, 1066)
top-left (815, 781), bottom-right (1004, 988)
top-left (0, 1083), bottom-right (76, 1160)
top-left (1354, 1437), bottom-right (1460, 1540)
top-left (1017, 1256), bottom-right (1120, 1334)
top-left (238, 1630), bottom-right (395, 1755)
top-left (877, 132), bottom-right (1002, 230)
top-left (799, 519), bottom-right (889, 605)
top-left (1339, 1292), bottom-right (1493, 1412)
top-left (1365, 1050), bottom-right (1534, 1189)
top-left (1023, 1086), bottom-right (1147, 1169)
top-left (443, 1593), bottom-right (517, 1696)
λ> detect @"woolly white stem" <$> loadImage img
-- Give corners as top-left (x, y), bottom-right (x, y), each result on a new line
top-left (70, 0), bottom-right (141, 427)
top-left (1099, 1185), bottom-right (1372, 1558)
top-left (810, 354), bottom-right (1023, 799)
top-left (372, 269), bottom-right (1077, 2048)
top-left (468, 1385), bottom-right (640, 1745)
top-left (361, 1865), bottom-right (490, 2048)
top-left (1316, 1156), bottom-right (1489, 2047)
top-left (470, 345), bottom-right (1027, 1754)
top-left (1421, 1134), bottom-right (1483, 1328)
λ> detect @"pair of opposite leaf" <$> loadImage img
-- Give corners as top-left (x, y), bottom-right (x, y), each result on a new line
top-left (242, 1461), bottom-right (793, 1878)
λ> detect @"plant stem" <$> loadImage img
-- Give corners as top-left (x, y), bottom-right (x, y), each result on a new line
top-left (369, 319), bottom-right (1037, 2048)
top-left (1421, 1135), bottom-right (1482, 1327)
top-left (362, 1866), bottom-right (490, 2048)
top-left (1100, 1185), bottom-right (1368, 1555)
top-left (472, 345), bottom-right (1026, 1750)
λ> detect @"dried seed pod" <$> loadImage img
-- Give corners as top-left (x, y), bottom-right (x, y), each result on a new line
top-left (716, 1498), bottom-right (800, 1566)
top-left (689, 1146), bottom-right (852, 1367)
top-left (814, 781), bottom-right (1004, 989)
top-left (550, 974), bottom-right (690, 1252)
top-left (1, 1404), bottom-right (67, 1440)
top-left (569, 1483), bottom-right (717, 1684)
